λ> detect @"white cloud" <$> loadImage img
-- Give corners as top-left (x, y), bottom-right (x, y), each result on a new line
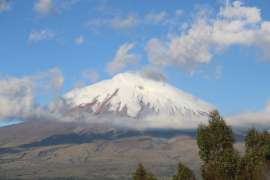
top-left (145, 1), bottom-right (270, 71)
top-left (0, 0), bottom-right (10, 12)
top-left (0, 77), bottom-right (34, 120)
top-left (145, 11), bottom-right (168, 24)
top-left (146, 18), bottom-right (213, 70)
top-left (107, 43), bottom-right (139, 75)
top-left (220, 1), bottom-right (261, 24)
top-left (29, 29), bottom-right (55, 42)
top-left (34, 0), bottom-right (54, 15)
top-left (227, 101), bottom-right (270, 130)
top-left (0, 68), bottom-right (64, 121)
top-left (75, 35), bottom-right (85, 45)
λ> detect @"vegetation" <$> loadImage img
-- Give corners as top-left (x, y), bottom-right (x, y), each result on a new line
top-left (197, 110), bottom-right (239, 180)
top-left (236, 128), bottom-right (270, 180)
top-left (172, 162), bottom-right (196, 180)
top-left (133, 163), bottom-right (158, 180)
top-left (132, 110), bottom-right (270, 180)
top-left (197, 110), bottom-right (270, 180)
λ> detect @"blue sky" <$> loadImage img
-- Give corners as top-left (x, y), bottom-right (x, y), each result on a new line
top-left (1, 0), bottom-right (270, 124)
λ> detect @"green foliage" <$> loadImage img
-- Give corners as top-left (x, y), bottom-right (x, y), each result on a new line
top-left (197, 110), bottom-right (238, 180)
top-left (236, 149), bottom-right (266, 180)
top-left (245, 128), bottom-right (270, 160)
top-left (133, 163), bottom-right (158, 180)
top-left (236, 128), bottom-right (270, 180)
top-left (202, 149), bottom-right (240, 180)
top-left (172, 163), bottom-right (196, 180)
top-left (197, 113), bottom-right (270, 180)
top-left (197, 110), bottom-right (234, 163)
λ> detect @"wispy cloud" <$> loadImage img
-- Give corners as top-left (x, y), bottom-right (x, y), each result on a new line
top-left (139, 67), bottom-right (167, 82)
top-left (107, 43), bottom-right (139, 75)
top-left (75, 35), bottom-right (85, 45)
top-left (34, 0), bottom-right (79, 16)
top-left (34, 0), bottom-right (54, 15)
top-left (29, 29), bottom-right (55, 42)
top-left (175, 9), bottom-right (184, 16)
top-left (85, 8), bottom-right (182, 32)
top-left (145, 1), bottom-right (270, 71)
top-left (144, 11), bottom-right (168, 24)
top-left (111, 15), bottom-right (138, 29)
top-left (86, 15), bottom-right (138, 30)
top-left (0, 0), bottom-right (11, 12)
top-left (82, 69), bottom-right (100, 83)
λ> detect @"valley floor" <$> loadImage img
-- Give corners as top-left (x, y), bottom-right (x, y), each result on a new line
top-left (0, 136), bottom-right (202, 180)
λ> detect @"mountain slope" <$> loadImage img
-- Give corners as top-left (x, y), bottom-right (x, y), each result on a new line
top-left (63, 72), bottom-right (213, 129)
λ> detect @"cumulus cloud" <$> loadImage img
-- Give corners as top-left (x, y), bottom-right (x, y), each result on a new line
top-left (227, 101), bottom-right (270, 130)
top-left (107, 43), bottom-right (139, 74)
top-left (29, 29), bottom-right (55, 42)
top-left (0, 0), bottom-right (10, 12)
top-left (75, 35), bottom-right (85, 45)
top-left (0, 68), bottom-right (64, 121)
top-left (145, 1), bottom-right (270, 71)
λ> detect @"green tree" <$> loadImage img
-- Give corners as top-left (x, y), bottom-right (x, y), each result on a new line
top-left (197, 110), bottom-right (235, 162)
top-left (245, 129), bottom-right (270, 160)
top-left (201, 149), bottom-right (239, 180)
top-left (172, 162), bottom-right (196, 180)
top-left (133, 163), bottom-right (158, 180)
top-left (197, 110), bottom-right (239, 180)
top-left (236, 128), bottom-right (270, 180)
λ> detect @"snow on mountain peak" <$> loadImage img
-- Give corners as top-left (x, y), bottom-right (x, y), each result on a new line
top-left (63, 72), bottom-right (214, 129)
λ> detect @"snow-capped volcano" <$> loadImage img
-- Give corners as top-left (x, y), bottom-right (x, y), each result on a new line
top-left (63, 72), bottom-right (214, 129)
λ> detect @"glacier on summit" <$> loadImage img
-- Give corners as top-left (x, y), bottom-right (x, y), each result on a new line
top-left (61, 72), bottom-right (214, 129)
